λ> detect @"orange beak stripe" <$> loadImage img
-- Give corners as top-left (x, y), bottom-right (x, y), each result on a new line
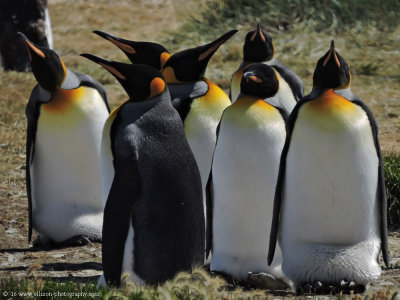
top-left (100, 63), bottom-right (126, 80)
top-left (25, 40), bottom-right (45, 59)
top-left (198, 42), bottom-right (223, 61)
top-left (323, 46), bottom-right (341, 68)
top-left (258, 28), bottom-right (266, 42)
top-left (108, 37), bottom-right (136, 54)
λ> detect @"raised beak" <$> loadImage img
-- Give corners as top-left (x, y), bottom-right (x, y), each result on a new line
top-left (198, 29), bottom-right (238, 61)
top-left (81, 53), bottom-right (126, 80)
top-left (323, 39), bottom-right (341, 68)
top-left (18, 32), bottom-right (46, 60)
top-left (93, 30), bottom-right (136, 54)
top-left (250, 23), bottom-right (266, 42)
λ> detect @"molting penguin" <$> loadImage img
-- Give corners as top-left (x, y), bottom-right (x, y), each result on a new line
top-left (92, 30), bottom-right (170, 71)
top-left (209, 63), bottom-right (289, 288)
top-left (19, 33), bottom-right (110, 248)
top-left (230, 23), bottom-right (303, 114)
top-left (81, 54), bottom-right (205, 286)
top-left (162, 30), bottom-right (237, 259)
top-left (268, 40), bottom-right (389, 293)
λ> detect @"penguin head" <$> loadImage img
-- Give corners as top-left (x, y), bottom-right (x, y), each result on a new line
top-left (313, 40), bottom-right (351, 89)
top-left (81, 54), bottom-right (166, 102)
top-left (241, 63), bottom-right (279, 98)
top-left (243, 23), bottom-right (274, 63)
top-left (19, 32), bottom-right (67, 92)
top-left (93, 30), bottom-right (171, 71)
top-left (162, 29), bottom-right (238, 83)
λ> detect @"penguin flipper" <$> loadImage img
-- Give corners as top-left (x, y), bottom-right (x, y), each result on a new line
top-left (102, 162), bottom-right (141, 286)
top-left (25, 85), bottom-right (51, 243)
top-left (350, 98), bottom-right (389, 267)
top-left (204, 119), bottom-right (223, 259)
top-left (268, 58), bottom-right (304, 102)
top-left (205, 169), bottom-right (213, 259)
top-left (76, 72), bottom-right (111, 112)
top-left (267, 90), bottom-right (317, 265)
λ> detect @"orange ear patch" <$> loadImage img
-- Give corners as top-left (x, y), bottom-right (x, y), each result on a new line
top-left (148, 77), bottom-right (165, 99)
top-left (160, 52), bottom-right (171, 69)
top-left (60, 58), bottom-right (67, 82)
top-left (163, 66), bottom-right (179, 83)
top-left (100, 63), bottom-right (126, 80)
top-left (108, 37), bottom-right (136, 54)
top-left (25, 40), bottom-right (45, 59)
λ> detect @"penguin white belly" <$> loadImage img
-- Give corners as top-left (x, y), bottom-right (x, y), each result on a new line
top-left (280, 98), bottom-right (381, 286)
top-left (31, 87), bottom-right (108, 242)
top-left (185, 113), bottom-right (217, 205)
top-left (121, 223), bottom-right (144, 285)
top-left (184, 83), bottom-right (230, 261)
top-left (211, 100), bottom-right (286, 280)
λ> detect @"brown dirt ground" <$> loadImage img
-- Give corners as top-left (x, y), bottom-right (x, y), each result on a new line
top-left (0, 0), bottom-right (400, 296)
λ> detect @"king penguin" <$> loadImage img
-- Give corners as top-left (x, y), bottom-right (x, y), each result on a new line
top-left (268, 40), bottom-right (389, 293)
top-left (162, 30), bottom-right (237, 259)
top-left (230, 23), bottom-right (303, 114)
top-left (19, 33), bottom-right (110, 248)
top-left (81, 54), bottom-right (205, 286)
top-left (92, 30), bottom-right (171, 71)
top-left (209, 63), bottom-right (289, 288)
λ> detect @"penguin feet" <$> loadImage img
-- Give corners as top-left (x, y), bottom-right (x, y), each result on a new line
top-left (33, 234), bottom-right (56, 249)
top-left (247, 272), bottom-right (291, 290)
top-left (33, 234), bottom-right (97, 249)
top-left (62, 235), bottom-right (93, 247)
top-left (296, 280), bottom-right (366, 295)
top-left (210, 270), bottom-right (238, 284)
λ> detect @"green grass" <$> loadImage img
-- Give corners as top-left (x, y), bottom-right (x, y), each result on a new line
top-left (182, 0), bottom-right (400, 37)
top-left (0, 278), bottom-right (99, 300)
top-left (384, 154), bottom-right (400, 229)
top-left (0, 270), bottom-right (398, 300)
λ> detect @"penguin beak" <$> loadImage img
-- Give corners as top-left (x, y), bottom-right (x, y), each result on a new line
top-left (18, 32), bottom-right (46, 61)
top-left (250, 23), bottom-right (266, 42)
top-left (81, 53), bottom-right (126, 80)
top-left (198, 29), bottom-right (238, 61)
top-left (93, 30), bottom-right (136, 54)
top-left (323, 40), bottom-right (341, 68)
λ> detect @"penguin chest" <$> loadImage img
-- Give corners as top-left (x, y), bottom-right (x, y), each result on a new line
top-left (212, 96), bottom-right (286, 261)
top-left (31, 87), bottom-right (109, 228)
top-left (184, 81), bottom-right (230, 188)
top-left (282, 90), bottom-right (380, 245)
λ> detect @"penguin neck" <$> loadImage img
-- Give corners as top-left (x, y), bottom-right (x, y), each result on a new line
top-left (243, 54), bottom-right (275, 66)
top-left (60, 68), bottom-right (81, 90)
top-left (41, 87), bottom-right (85, 114)
top-left (127, 89), bottom-right (169, 107)
top-left (168, 79), bottom-right (209, 101)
